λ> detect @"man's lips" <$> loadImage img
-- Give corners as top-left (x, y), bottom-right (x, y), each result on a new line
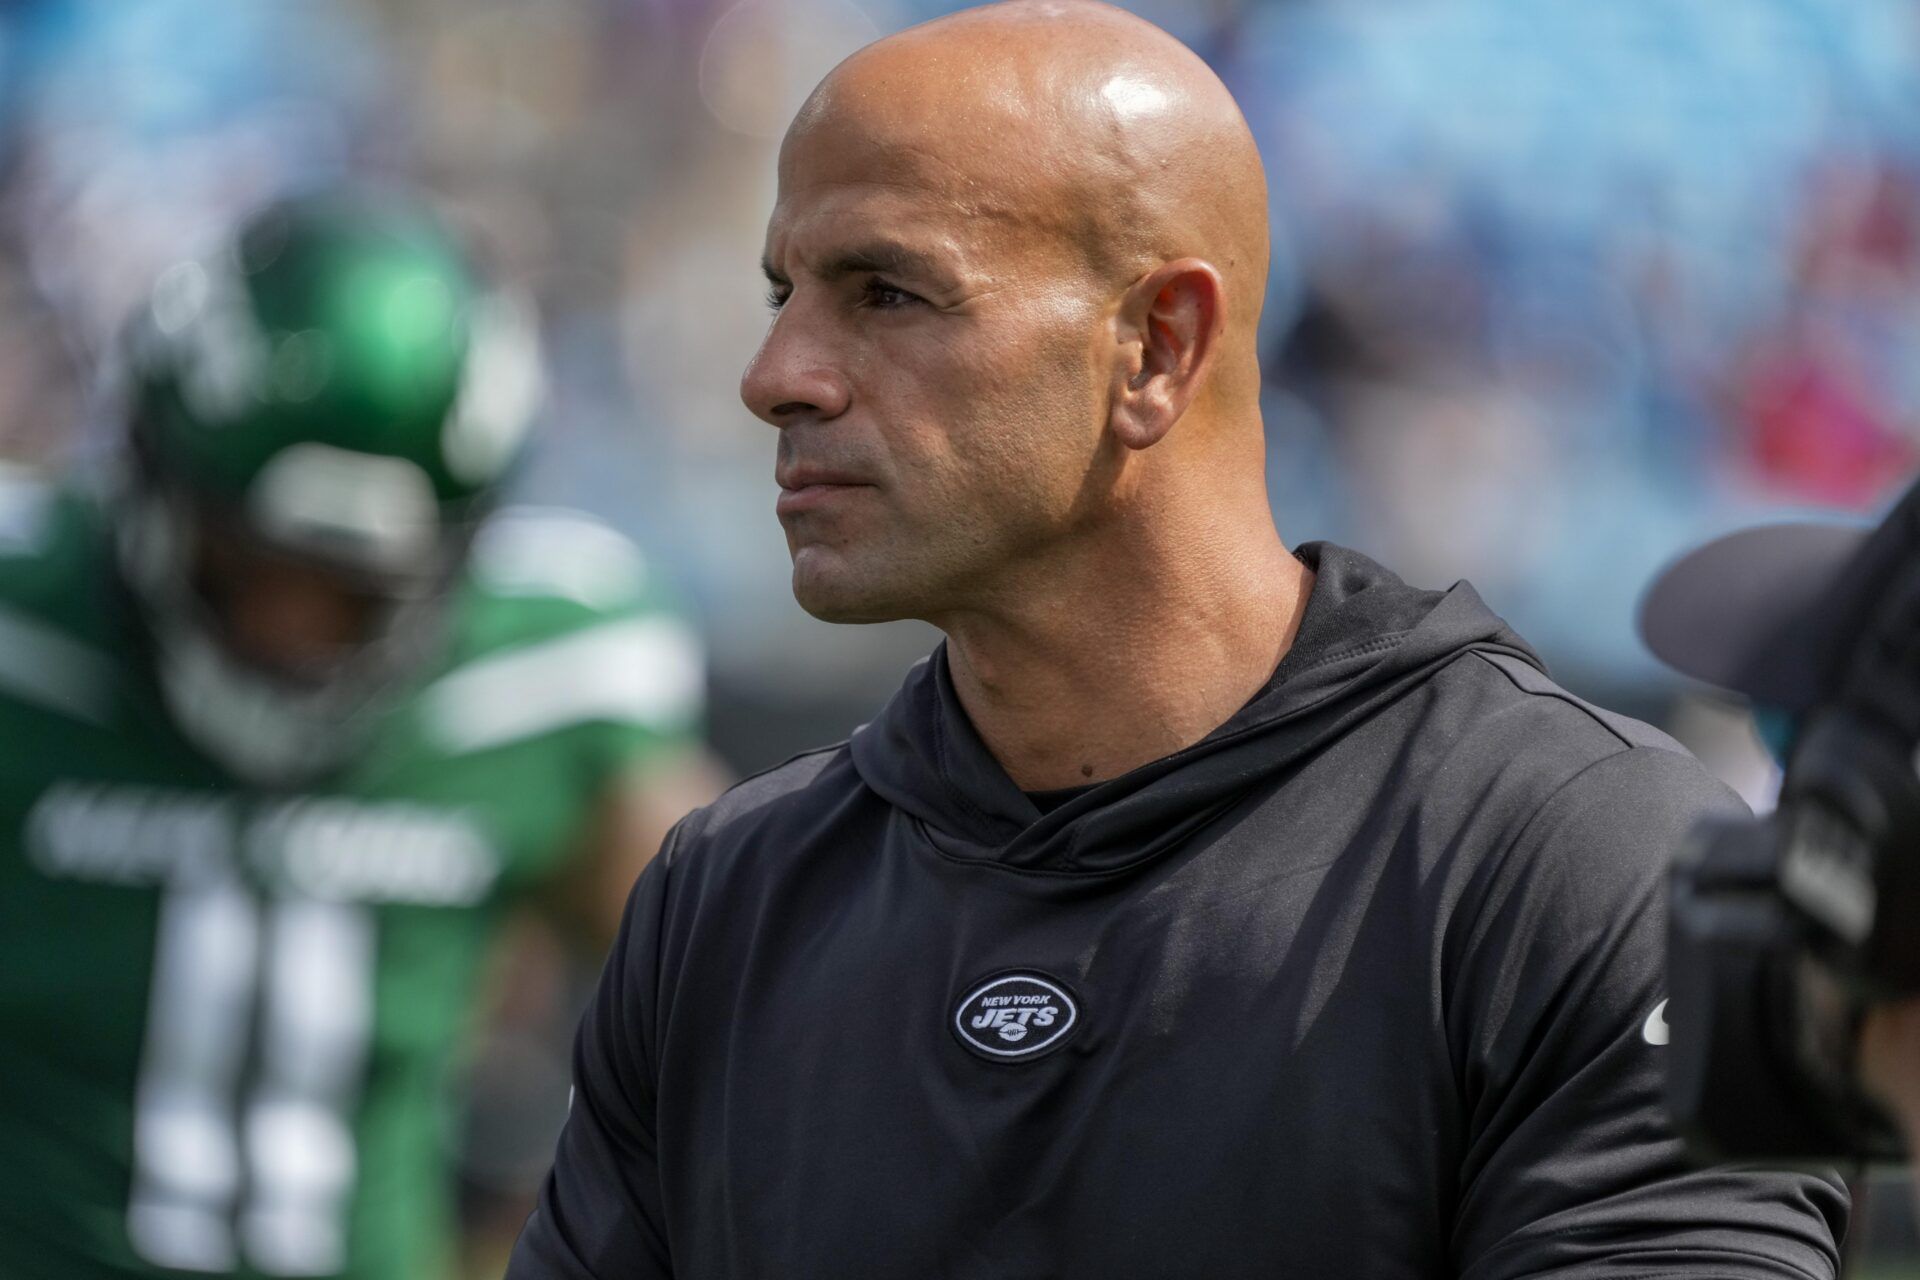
top-left (775, 473), bottom-right (874, 518)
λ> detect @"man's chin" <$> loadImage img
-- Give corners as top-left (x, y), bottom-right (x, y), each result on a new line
top-left (789, 552), bottom-right (911, 625)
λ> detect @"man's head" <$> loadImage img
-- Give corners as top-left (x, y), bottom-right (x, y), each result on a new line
top-left (115, 187), bottom-right (542, 782)
top-left (742, 1), bottom-right (1271, 623)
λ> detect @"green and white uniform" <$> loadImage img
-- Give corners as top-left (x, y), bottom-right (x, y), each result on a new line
top-left (0, 480), bottom-right (702, 1279)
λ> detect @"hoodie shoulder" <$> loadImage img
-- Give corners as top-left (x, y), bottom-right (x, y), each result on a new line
top-left (1466, 649), bottom-right (1694, 756)
top-left (663, 741), bottom-right (857, 867)
top-left (1420, 647), bottom-right (1748, 938)
top-left (1415, 646), bottom-right (1745, 886)
top-left (1408, 645), bottom-right (1708, 792)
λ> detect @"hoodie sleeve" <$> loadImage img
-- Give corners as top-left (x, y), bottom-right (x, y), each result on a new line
top-left (506, 830), bottom-right (677, 1280)
top-left (1447, 745), bottom-right (1847, 1280)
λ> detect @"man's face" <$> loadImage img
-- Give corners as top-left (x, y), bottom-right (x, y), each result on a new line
top-left (188, 517), bottom-right (396, 682)
top-left (741, 121), bottom-right (1112, 623)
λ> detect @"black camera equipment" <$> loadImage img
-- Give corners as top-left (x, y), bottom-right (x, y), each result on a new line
top-left (1640, 473), bottom-right (1920, 1161)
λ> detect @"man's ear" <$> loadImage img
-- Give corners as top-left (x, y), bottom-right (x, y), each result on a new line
top-left (1108, 258), bottom-right (1225, 451)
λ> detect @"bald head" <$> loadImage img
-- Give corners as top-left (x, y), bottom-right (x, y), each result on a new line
top-left (743, 1), bottom-right (1278, 625)
top-left (788, 1), bottom-right (1270, 370)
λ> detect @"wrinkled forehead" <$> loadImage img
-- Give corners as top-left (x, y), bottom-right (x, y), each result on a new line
top-left (765, 89), bottom-right (1106, 281)
top-left (763, 181), bottom-right (978, 284)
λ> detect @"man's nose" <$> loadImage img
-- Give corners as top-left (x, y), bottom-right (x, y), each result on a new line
top-left (740, 306), bottom-right (851, 428)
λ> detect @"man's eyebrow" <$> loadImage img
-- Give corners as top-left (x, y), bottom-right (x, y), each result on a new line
top-left (821, 242), bottom-right (944, 280)
top-left (763, 241), bottom-right (949, 286)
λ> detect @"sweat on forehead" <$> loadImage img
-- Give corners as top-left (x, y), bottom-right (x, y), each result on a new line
top-left (777, 0), bottom-right (1269, 304)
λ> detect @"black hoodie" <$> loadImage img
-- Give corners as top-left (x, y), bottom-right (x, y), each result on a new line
top-left (511, 544), bottom-right (1845, 1280)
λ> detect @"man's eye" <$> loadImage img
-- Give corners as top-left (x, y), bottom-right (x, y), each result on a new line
top-left (860, 277), bottom-right (922, 310)
top-left (764, 287), bottom-right (790, 312)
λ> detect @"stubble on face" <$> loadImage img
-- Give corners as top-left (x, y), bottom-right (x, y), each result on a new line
top-left (758, 115), bottom-right (1115, 625)
top-left (749, 0), bottom-right (1271, 627)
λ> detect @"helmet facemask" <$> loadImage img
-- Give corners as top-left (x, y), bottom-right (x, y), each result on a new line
top-left (107, 189), bottom-right (538, 786)
top-left (116, 425), bottom-right (479, 786)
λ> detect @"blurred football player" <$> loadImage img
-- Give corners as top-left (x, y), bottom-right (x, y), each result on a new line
top-left (0, 188), bottom-right (719, 1279)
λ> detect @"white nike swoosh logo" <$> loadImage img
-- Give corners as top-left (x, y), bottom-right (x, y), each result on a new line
top-left (1642, 998), bottom-right (1669, 1046)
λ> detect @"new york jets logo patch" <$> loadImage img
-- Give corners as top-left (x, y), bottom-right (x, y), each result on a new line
top-left (952, 971), bottom-right (1080, 1062)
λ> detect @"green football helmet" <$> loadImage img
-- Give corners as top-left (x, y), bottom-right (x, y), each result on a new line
top-left (114, 187), bottom-right (542, 783)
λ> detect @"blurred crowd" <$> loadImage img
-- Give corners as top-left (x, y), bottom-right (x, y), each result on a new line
top-left (3, 0), bottom-right (1919, 748)
top-left (3, 0), bottom-right (1920, 1271)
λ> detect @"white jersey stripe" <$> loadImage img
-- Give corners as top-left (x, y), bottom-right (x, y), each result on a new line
top-left (0, 603), bottom-right (113, 724)
top-left (421, 616), bottom-right (703, 755)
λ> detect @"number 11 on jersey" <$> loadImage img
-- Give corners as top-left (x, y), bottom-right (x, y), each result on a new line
top-left (127, 869), bottom-right (373, 1277)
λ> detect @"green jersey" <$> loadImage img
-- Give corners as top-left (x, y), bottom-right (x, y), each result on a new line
top-left (0, 477), bottom-right (702, 1279)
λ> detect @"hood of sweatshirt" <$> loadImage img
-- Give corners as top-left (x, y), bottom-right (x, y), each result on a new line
top-left (847, 541), bottom-right (1541, 874)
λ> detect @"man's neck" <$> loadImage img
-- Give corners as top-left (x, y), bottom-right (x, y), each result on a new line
top-left (937, 524), bottom-right (1314, 792)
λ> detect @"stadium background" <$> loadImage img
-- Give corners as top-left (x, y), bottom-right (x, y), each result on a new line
top-left (0, 0), bottom-right (1916, 1273)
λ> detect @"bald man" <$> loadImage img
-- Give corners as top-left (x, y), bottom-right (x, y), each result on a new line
top-left (508, 5), bottom-right (1844, 1277)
